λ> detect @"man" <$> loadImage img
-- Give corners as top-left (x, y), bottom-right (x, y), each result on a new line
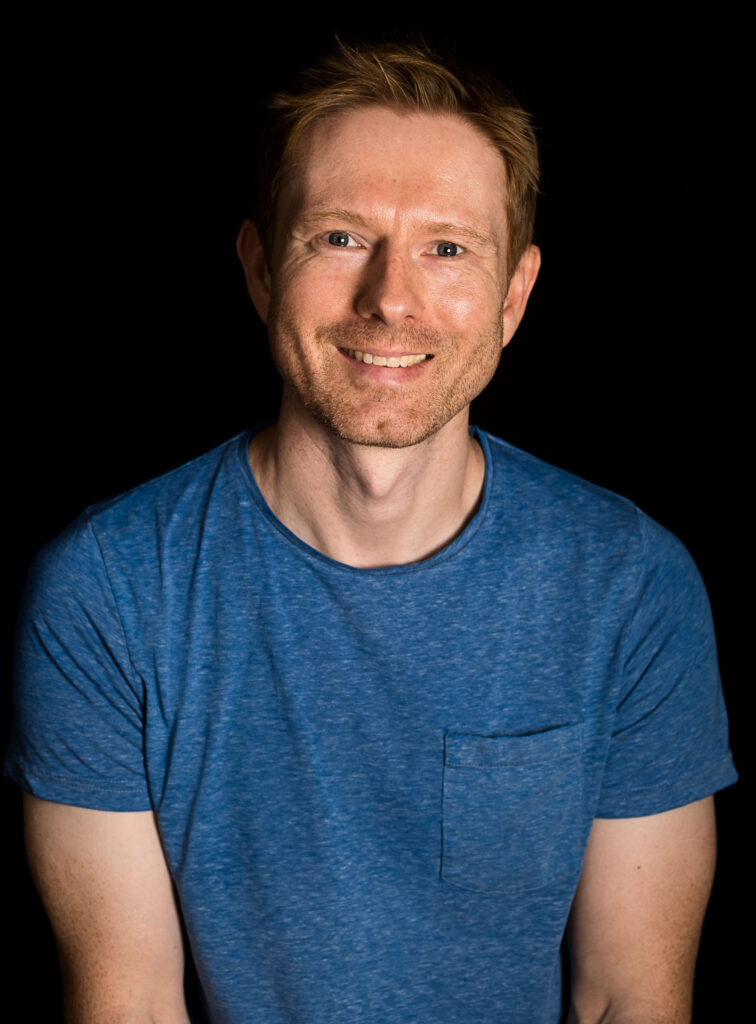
top-left (6, 39), bottom-right (737, 1024)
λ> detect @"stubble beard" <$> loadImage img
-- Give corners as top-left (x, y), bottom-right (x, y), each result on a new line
top-left (266, 299), bottom-right (506, 450)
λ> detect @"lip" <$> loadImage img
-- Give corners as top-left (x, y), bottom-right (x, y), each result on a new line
top-left (336, 346), bottom-right (433, 381)
top-left (339, 348), bottom-right (433, 360)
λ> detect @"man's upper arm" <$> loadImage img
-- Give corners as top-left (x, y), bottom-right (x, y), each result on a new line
top-left (566, 796), bottom-right (717, 1023)
top-left (24, 793), bottom-right (189, 1024)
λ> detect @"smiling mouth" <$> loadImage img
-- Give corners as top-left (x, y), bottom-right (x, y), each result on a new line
top-left (339, 348), bottom-right (433, 367)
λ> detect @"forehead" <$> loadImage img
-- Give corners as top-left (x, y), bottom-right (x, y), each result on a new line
top-left (281, 106), bottom-right (509, 233)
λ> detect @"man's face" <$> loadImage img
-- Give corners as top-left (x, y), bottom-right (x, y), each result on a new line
top-left (244, 106), bottom-right (538, 449)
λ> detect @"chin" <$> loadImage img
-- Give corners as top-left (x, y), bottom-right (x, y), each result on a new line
top-left (309, 404), bottom-right (456, 450)
top-left (334, 430), bottom-right (428, 450)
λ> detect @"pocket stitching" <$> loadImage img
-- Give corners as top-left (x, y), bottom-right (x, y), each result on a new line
top-left (441, 725), bottom-right (584, 894)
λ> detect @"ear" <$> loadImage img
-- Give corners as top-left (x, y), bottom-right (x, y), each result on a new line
top-left (236, 219), bottom-right (272, 324)
top-left (501, 244), bottom-right (541, 349)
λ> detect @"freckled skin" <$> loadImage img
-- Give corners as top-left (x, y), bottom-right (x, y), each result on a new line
top-left (262, 107), bottom-right (521, 449)
top-left (266, 294), bottom-right (506, 449)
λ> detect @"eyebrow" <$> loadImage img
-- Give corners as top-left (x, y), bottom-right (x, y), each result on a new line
top-left (295, 208), bottom-right (371, 231)
top-left (294, 208), bottom-right (500, 251)
top-left (423, 221), bottom-right (499, 251)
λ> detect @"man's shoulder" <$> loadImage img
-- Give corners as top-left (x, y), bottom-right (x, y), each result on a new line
top-left (481, 428), bottom-right (638, 519)
top-left (478, 428), bottom-right (686, 566)
top-left (36, 428), bottom-right (252, 577)
top-left (88, 425), bottom-right (247, 524)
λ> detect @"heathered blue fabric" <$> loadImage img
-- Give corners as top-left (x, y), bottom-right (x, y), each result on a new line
top-left (6, 425), bottom-right (737, 1024)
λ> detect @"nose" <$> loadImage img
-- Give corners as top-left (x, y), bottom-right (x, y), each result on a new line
top-left (355, 246), bottom-right (423, 325)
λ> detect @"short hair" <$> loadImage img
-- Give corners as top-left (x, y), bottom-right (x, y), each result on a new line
top-left (252, 39), bottom-right (540, 282)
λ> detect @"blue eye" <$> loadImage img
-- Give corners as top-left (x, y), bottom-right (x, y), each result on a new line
top-left (435, 241), bottom-right (461, 257)
top-left (328, 231), bottom-right (351, 247)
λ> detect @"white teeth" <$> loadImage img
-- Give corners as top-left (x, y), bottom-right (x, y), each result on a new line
top-left (344, 349), bottom-right (428, 367)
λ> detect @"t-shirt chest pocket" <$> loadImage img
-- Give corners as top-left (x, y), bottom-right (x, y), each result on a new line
top-left (441, 724), bottom-right (584, 893)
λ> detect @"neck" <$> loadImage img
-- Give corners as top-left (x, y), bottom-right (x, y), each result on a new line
top-left (248, 402), bottom-right (485, 569)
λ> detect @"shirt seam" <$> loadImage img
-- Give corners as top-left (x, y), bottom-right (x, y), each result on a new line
top-left (4, 756), bottom-right (151, 794)
top-left (84, 514), bottom-right (144, 707)
top-left (614, 504), bottom-right (649, 699)
top-left (597, 761), bottom-right (738, 806)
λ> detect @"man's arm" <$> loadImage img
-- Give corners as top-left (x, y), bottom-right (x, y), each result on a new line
top-left (24, 793), bottom-right (190, 1024)
top-left (566, 796), bottom-right (717, 1024)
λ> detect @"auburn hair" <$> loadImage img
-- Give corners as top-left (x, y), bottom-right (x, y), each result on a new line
top-left (252, 39), bottom-right (540, 281)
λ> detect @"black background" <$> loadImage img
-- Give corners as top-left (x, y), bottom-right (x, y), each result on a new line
top-left (4, 6), bottom-right (747, 1020)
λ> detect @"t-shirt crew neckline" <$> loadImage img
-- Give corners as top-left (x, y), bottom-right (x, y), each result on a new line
top-left (236, 423), bottom-right (493, 576)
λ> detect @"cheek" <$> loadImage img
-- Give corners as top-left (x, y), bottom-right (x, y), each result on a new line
top-left (427, 275), bottom-right (502, 329)
top-left (276, 259), bottom-right (358, 320)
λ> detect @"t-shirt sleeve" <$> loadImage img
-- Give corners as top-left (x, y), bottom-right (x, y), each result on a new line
top-left (595, 509), bottom-right (738, 817)
top-left (4, 513), bottom-right (153, 810)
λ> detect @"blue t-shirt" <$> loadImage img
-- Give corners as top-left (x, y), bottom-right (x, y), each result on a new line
top-left (5, 425), bottom-right (737, 1024)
